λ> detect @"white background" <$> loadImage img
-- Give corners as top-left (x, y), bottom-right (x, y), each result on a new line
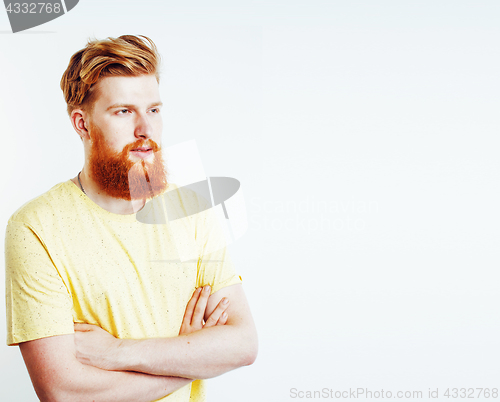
top-left (1, 1), bottom-right (499, 401)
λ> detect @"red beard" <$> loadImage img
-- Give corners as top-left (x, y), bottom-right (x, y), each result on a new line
top-left (88, 125), bottom-right (168, 200)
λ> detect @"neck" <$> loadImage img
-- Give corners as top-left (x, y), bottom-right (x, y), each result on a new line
top-left (72, 168), bottom-right (146, 215)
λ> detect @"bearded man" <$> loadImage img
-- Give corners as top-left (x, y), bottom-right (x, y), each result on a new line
top-left (5, 35), bottom-right (257, 402)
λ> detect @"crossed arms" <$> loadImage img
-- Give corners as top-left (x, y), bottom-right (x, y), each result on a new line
top-left (19, 283), bottom-right (258, 402)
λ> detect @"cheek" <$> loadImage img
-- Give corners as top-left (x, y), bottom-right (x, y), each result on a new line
top-left (107, 129), bottom-right (129, 149)
top-left (106, 137), bottom-right (127, 153)
top-left (152, 121), bottom-right (163, 140)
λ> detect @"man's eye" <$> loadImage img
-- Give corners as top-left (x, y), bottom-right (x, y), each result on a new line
top-left (117, 109), bottom-right (130, 114)
top-left (150, 108), bottom-right (160, 113)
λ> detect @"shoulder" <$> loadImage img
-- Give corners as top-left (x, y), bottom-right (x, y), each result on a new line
top-left (8, 181), bottom-right (80, 228)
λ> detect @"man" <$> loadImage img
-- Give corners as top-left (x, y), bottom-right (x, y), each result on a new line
top-left (5, 35), bottom-right (257, 401)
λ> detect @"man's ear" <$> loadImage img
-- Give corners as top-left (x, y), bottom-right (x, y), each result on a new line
top-left (70, 109), bottom-right (91, 141)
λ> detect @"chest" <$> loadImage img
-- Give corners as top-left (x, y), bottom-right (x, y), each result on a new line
top-left (48, 219), bottom-right (199, 337)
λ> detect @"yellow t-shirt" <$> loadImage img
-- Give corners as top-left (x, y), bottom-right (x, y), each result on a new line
top-left (5, 180), bottom-right (241, 402)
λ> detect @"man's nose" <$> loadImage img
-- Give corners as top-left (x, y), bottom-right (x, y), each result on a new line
top-left (134, 113), bottom-right (152, 139)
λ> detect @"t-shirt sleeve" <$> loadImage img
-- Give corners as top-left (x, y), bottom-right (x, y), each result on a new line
top-left (194, 199), bottom-right (242, 294)
top-left (5, 220), bottom-right (74, 346)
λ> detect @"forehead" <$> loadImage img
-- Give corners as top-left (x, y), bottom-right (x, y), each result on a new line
top-left (92, 75), bottom-right (161, 108)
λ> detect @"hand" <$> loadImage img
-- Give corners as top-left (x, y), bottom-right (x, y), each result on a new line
top-left (179, 286), bottom-right (230, 335)
top-left (74, 323), bottom-right (121, 371)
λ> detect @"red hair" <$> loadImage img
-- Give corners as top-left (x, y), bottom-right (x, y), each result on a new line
top-left (60, 35), bottom-right (161, 115)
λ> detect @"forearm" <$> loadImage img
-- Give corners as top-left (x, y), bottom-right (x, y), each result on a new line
top-left (20, 336), bottom-right (192, 402)
top-left (46, 364), bottom-right (192, 402)
top-left (116, 323), bottom-right (257, 379)
top-left (74, 284), bottom-right (258, 380)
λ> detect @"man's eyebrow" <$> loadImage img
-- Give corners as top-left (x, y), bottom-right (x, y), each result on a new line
top-left (106, 102), bottom-right (163, 111)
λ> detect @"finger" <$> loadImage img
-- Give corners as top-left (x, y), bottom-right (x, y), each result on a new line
top-left (216, 311), bottom-right (228, 326)
top-left (181, 287), bottom-right (202, 325)
top-left (192, 285), bottom-right (211, 325)
top-left (204, 297), bottom-right (229, 328)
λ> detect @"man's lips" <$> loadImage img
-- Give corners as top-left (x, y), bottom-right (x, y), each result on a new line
top-left (131, 147), bottom-right (152, 152)
top-left (130, 147), bottom-right (154, 159)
